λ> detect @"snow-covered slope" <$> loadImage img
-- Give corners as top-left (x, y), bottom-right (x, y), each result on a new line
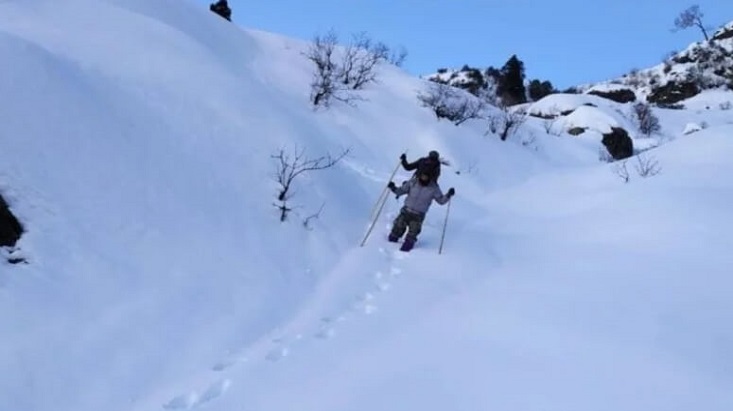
top-left (578, 20), bottom-right (733, 106)
top-left (1, 1), bottom-right (732, 411)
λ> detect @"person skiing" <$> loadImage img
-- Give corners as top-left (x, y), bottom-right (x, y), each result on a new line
top-left (386, 171), bottom-right (454, 251)
top-left (209, 0), bottom-right (232, 21)
top-left (400, 150), bottom-right (441, 182)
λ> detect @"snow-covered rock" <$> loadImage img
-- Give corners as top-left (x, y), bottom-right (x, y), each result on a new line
top-left (684, 122), bottom-right (703, 135)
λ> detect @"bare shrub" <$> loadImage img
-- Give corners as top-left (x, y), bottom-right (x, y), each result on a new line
top-left (599, 147), bottom-right (614, 163)
top-left (271, 145), bottom-right (350, 221)
top-left (305, 30), bottom-right (351, 108)
top-left (612, 160), bottom-right (630, 183)
top-left (543, 117), bottom-right (562, 136)
top-left (487, 105), bottom-right (527, 141)
top-left (388, 46), bottom-right (408, 67)
top-left (634, 153), bottom-right (661, 177)
top-left (632, 102), bottom-right (662, 136)
top-left (305, 30), bottom-right (405, 109)
top-left (521, 132), bottom-right (538, 150)
top-left (418, 82), bottom-right (486, 125)
top-left (302, 202), bottom-right (325, 230)
top-left (340, 32), bottom-right (389, 90)
top-left (720, 101), bottom-right (732, 110)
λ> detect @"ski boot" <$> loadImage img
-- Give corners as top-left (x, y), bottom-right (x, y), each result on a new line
top-left (400, 237), bottom-right (415, 252)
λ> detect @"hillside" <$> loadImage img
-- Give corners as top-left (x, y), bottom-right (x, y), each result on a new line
top-left (1, 1), bottom-right (732, 411)
top-left (579, 21), bottom-right (733, 106)
top-left (423, 20), bottom-right (733, 108)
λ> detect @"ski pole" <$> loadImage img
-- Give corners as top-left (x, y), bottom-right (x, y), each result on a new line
top-left (360, 157), bottom-right (403, 247)
top-left (360, 184), bottom-right (390, 247)
top-left (438, 197), bottom-right (452, 254)
top-left (367, 155), bottom-right (403, 221)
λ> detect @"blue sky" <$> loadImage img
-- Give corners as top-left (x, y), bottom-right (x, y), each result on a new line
top-left (196, 0), bottom-right (733, 89)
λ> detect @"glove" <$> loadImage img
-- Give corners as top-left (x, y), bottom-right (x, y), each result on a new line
top-left (400, 153), bottom-right (407, 161)
top-left (388, 181), bottom-right (396, 191)
top-left (447, 187), bottom-right (455, 197)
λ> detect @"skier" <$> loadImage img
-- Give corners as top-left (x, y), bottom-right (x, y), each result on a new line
top-left (400, 150), bottom-right (441, 182)
top-left (386, 171), bottom-right (454, 251)
top-left (209, 0), bottom-right (232, 21)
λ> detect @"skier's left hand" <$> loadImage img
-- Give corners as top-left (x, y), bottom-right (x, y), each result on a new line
top-left (447, 187), bottom-right (455, 197)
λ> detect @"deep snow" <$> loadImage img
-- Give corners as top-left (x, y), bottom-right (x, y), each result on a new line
top-left (1, 1), bottom-right (732, 410)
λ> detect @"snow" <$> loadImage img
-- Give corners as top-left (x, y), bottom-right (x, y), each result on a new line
top-left (684, 123), bottom-right (703, 135)
top-left (559, 105), bottom-right (621, 134)
top-left (1, 1), bottom-right (732, 411)
top-left (526, 93), bottom-right (620, 118)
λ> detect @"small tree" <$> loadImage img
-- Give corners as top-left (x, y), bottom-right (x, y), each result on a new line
top-left (632, 102), bottom-right (661, 136)
top-left (271, 145), bottom-right (350, 222)
top-left (528, 79), bottom-right (555, 101)
top-left (496, 55), bottom-right (527, 106)
top-left (672, 5), bottom-right (710, 41)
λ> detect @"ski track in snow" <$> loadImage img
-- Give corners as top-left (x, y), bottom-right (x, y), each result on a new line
top-left (163, 230), bottom-right (409, 409)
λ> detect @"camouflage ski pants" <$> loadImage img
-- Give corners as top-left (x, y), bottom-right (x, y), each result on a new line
top-left (390, 207), bottom-right (425, 242)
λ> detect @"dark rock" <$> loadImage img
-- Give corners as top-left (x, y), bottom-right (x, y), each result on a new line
top-left (602, 127), bottom-right (634, 160)
top-left (0, 194), bottom-right (23, 248)
top-left (528, 112), bottom-right (557, 120)
top-left (568, 127), bottom-right (586, 136)
top-left (648, 81), bottom-right (700, 105)
top-left (588, 88), bottom-right (636, 103)
top-left (713, 26), bottom-right (733, 41)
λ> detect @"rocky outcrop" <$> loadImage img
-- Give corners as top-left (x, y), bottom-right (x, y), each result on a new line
top-left (602, 127), bottom-right (633, 160)
top-left (588, 88), bottom-right (636, 103)
top-left (0, 194), bottom-right (23, 248)
top-left (647, 81), bottom-right (700, 106)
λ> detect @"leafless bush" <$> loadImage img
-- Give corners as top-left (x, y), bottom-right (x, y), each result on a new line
top-left (598, 147), bottom-right (614, 163)
top-left (521, 132), bottom-right (538, 150)
top-left (302, 202), bottom-right (325, 230)
top-left (271, 145), bottom-right (350, 221)
top-left (720, 101), bottom-right (732, 110)
top-left (340, 32), bottom-right (389, 90)
top-left (625, 68), bottom-right (645, 88)
top-left (612, 160), bottom-right (630, 183)
top-left (542, 117), bottom-right (562, 136)
top-left (487, 105), bottom-right (527, 141)
top-left (632, 102), bottom-right (662, 137)
top-left (388, 46), bottom-right (408, 67)
top-left (634, 153), bottom-right (661, 177)
top-left (305, 30), bottom-right (405, 109)
top-left (305, 30), bottom-right (352, 108)
top-left (701, 121), bottom-right (709, 129)
top-left (417, 82), bottom-right (486, 125)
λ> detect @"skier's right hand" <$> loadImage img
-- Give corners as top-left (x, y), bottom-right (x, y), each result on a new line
top-left (447, 187), bottom-right (455, 197)
top-left (388, 181), bottom-right (396, 191)
top-left (400, 153), bottom-right (407, 161)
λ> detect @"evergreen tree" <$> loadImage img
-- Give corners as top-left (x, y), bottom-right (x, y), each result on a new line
top-left (528, 79), bottom-right (555, 101)
top-left (496, 55), bottom-right (527, 105)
